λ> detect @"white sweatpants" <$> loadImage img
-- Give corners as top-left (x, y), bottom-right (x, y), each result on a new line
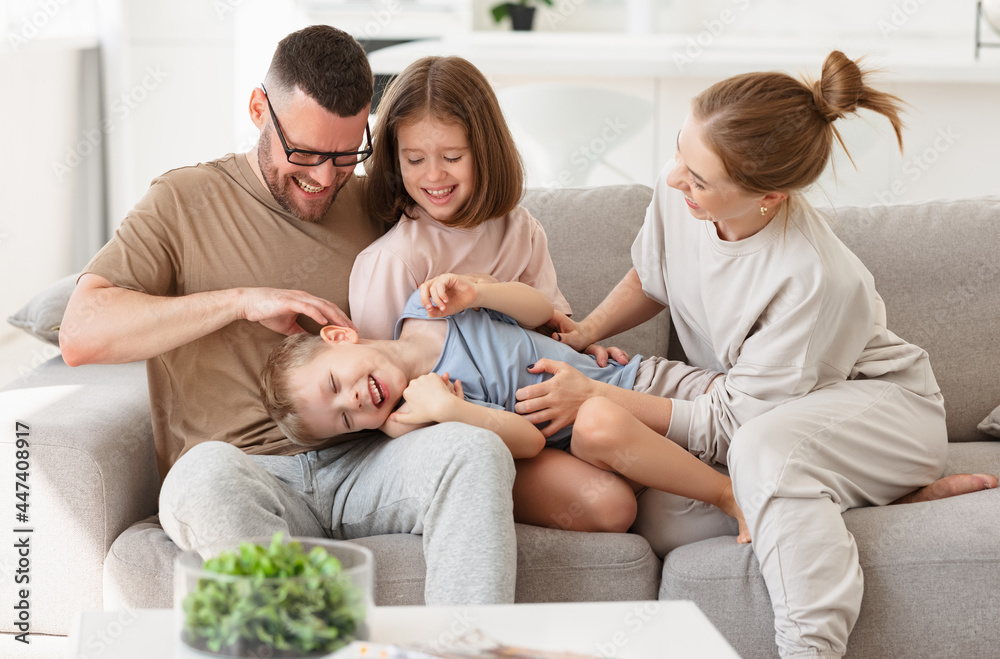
top-left (638, 378), bottom-right (947, 658)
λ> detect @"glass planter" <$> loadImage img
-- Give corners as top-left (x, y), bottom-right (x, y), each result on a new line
top-left (175, 536), bottom-right (374, 658)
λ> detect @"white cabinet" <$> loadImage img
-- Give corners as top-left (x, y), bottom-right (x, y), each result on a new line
top-left (368, 33), bottom-right (1000, 204)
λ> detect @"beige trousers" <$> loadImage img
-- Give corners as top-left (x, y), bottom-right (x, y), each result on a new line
top-left (633, 375), bottom-right (947, 658)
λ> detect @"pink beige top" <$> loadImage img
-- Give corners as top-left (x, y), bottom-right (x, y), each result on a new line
top-left (349, 204), bottom-right (572, 340)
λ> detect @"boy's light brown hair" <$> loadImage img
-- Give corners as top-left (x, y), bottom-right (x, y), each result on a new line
top-left (365, 55), bottom-right (525, 229)
top-left (259, 332), bottom-right (328, 446)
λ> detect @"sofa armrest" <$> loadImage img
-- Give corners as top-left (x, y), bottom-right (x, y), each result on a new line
top-left (0, 357), bottom-right (158, 636)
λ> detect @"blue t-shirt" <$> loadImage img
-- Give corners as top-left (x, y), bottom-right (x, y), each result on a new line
top-left (394, 290), bottom-right (642, 449)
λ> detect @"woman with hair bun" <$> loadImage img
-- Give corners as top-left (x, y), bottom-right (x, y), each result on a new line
top-left (514, 51), bottom-right (997, 657)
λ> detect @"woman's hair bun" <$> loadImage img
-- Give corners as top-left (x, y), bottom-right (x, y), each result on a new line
top-left (691, 48), bottom-right (905, 193)
top-left (811, 50), bottom-right (864, 123)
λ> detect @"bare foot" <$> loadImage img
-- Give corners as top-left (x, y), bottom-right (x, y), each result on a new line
top-left (890, 473), bottom-right (998, 505)
top-left (718, 484), bottom-right (752, 544)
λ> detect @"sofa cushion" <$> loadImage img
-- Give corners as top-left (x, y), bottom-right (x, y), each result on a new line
top-left (658, 442), bottom-right (1000, 658)
top-left (978, 403), bottom-right (1000, 438)
top-left (105, 520), bottom-right (662, 610)
top-left (6, 272), bottom-right (77, 346)
top-left (352, 524), bottom-right (664, 605)
top-left (103, 517), bottom-right (178, 610)
top-left (0, 358), bottom-right (156, 637)
top-left (819, 197), bottom-right (1000, 441)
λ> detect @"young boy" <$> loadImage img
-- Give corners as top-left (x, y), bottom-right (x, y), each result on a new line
top-left (260, 273), bottom-right (748, 539)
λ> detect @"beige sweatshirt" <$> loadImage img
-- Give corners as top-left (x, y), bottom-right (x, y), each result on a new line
top-left (631, 168), bottom-right (939, 462)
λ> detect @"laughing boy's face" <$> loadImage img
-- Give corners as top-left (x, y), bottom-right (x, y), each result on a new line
top-left (289, 328), bottom-right (405, 440)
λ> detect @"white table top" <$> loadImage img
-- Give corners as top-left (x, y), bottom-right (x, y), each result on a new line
top-left (69, 600), bottom-right (740, 658)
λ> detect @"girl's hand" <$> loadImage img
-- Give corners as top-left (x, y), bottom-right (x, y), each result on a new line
top-left (419, 273), bottom-right (480, 318)
top-left (548, 311), bottom-right (628, 367)
top-left (463, 272), bottom-right (499, 285)
top-left (513, 359), bottom-right (600, 437)
top-left (391, 373), bottom-right (463, 425)
top-left (548, 312), bottom-right (593, 353)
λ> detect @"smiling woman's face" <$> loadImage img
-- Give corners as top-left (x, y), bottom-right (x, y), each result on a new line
top-left (665, 114), bottom-right (776, 241)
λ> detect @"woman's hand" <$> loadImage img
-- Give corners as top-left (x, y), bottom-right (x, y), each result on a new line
top-left (513, 359), bottom-right (601, 437)
top-left (419, 273), bottom-right (479, 318)
top-left (584, 343), bottom-right (630, 368)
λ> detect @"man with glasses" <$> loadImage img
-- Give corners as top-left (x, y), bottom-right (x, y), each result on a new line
top-left (60, 25), bottom-right (517, 605)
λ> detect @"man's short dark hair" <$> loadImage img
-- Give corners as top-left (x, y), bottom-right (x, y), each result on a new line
top-left (265, 25), bottom-right (373, 117)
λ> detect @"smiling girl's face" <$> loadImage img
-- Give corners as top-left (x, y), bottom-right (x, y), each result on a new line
top-left (397, 117), bottom-right (475, 224)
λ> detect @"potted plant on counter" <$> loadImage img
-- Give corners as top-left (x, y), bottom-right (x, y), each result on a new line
top-left (491, 0), bottom-right (553, 31)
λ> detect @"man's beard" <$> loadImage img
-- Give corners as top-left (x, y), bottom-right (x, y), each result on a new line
top-left (257, 127), bottom-right (345, 223)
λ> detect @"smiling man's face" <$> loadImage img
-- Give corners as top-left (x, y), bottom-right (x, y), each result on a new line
top-left (254, 87), bottom-right (370, 223)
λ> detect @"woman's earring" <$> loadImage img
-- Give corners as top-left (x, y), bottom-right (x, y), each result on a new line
top-left (760, 206), bottom-right (768, 216)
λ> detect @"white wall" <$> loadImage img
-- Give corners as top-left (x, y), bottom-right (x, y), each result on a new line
top-left (2, 0), bottom-right (998, 386)
top-left (474, 0), bottom-right (975, 37)
top-left (1, 0), bottom-right (105, 385)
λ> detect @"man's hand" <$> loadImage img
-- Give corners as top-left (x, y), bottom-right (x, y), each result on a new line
top-left (419, 273), bottom-right (480, 318)
top-left (238, 287), bottom-right (355, 336)
top-left (514, 359), bottom-right (600, 437)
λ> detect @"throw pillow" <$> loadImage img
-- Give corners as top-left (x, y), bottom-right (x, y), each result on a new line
top-left (7, 273), bottom-right (79, 346)
top-left (979, 404), bottom-right (1000, 439)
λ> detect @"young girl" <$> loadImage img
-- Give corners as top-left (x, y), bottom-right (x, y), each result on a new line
top-left (350, 55), bottom-right (570, 340)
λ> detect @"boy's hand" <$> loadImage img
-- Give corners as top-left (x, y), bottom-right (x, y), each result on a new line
top-left (390, 373), bottom-right (464, 425)
top-left (419, 273), bottom-right (480, 318)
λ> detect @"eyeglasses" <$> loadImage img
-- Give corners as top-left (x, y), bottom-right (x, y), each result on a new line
top-left (260, 84), bottom-right (373, 168)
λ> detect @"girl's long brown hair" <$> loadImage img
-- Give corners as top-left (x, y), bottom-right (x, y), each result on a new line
top-left (365, 56), bottom-right (524, 228)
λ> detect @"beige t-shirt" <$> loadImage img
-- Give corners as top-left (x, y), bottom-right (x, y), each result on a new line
top-left (84, 154), bottom-right (384, 478)
top-left (349, 204), bottom-right (571, 340)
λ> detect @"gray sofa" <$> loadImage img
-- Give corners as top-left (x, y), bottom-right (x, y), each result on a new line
top-left (2, 185), bottom-right (999, 659)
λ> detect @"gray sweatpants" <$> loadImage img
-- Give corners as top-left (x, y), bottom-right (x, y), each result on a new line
top-left (159, 422), bottom-right (517, 605)
top-left (633, 375), bottom-right (947, 658)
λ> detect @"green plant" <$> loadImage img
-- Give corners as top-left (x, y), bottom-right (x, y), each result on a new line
top-left (181, 533), bottom-right (366, 658)
top-left (490, 0), bottom-right (554, 24)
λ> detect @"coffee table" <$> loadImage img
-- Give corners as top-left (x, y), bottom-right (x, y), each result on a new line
top-left (69, 600), bottom-right (740, 658)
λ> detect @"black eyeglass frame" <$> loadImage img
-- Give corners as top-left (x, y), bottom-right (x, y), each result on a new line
top-left (260, 84), bottom-right (373, 168)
